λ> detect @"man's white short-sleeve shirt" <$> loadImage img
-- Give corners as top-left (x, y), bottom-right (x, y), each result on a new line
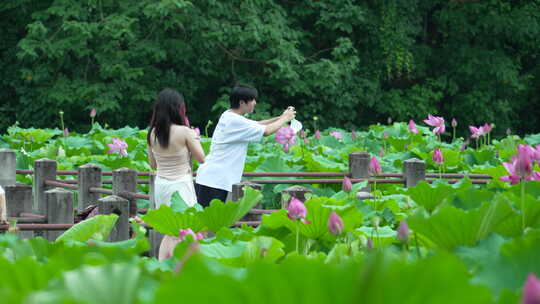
top-left (196, 110), bottom-right (265, 192)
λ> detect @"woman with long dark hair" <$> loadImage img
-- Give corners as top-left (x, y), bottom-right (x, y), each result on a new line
top-left (147, 88), bottom-right (205, 209)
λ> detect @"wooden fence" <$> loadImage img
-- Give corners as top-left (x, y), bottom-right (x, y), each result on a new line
top-left (0, 149), bottom-right (491, 255)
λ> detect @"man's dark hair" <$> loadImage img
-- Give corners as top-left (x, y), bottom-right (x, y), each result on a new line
top-left (230, 84), bottom-right (258, 108)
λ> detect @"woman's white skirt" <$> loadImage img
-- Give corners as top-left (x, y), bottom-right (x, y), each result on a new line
top-left (154, 174), bottom-right (197, 208)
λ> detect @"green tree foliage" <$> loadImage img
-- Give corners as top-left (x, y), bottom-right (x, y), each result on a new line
top-left (1, 0), bottom-right (539, 136)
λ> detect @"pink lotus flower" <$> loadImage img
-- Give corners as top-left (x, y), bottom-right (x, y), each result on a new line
top-left (469, 126), bottom-right (485, 139)
top-left (330, 131), bottom-right (343, 140)
top-left (351, 130), bottom-right (357, 139)
top-left (369, 156), bottom-right (382, 176)
top-left (314, 130), bottom-right (321, 139)
top-left (534, 145), bottom-right (540, 162)
top-left (328, 211), bottom-right (344, 235)
top-left (408, 120), bottom-right (418, 134)
top-left (179, 228), bottom-right (204, 241)
top-left (423, 114), bottom-right (446, 135)
top-left (522, 273), bottom-right (540, 304)
top-left (288, 197), bottom-right (307, 221)
top-left (397, 220), bottom-right (409, 243)
top-left (107, 137), bottom-right (128, 157)
top-left (433, 149), bottom-right (444, 165)
top-left (516, 145), bottom-right (535, 178)
top-left (276, 126), bottom-right (295, 145)
top-left (483, 123), bottom-right (493, 133)
top-left (63, 128), bottom-right (69, 137)
top-left (342, 176), bottom-right (352, 192)
top-left (90, 108), bottom-right (97, 118)
top-left (158, 229), bottom-right (204, 260)
top-left (451, 118), bottom-right (457, 128)
top-left (499, 145), bottom-right (540, 185)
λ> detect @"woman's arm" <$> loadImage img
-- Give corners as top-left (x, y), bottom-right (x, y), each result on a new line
top-left (186, 129), bottom-right (205, 163)
top-left (147, 146), bottom-right (157, 170)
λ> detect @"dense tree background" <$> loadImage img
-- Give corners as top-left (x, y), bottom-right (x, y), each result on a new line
top-left (1, 0), bottom-right (539, 137)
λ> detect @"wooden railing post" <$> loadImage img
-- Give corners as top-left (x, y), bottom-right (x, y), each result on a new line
top-left (78, 164), bottom-right (102, 212)
top-left (349, 152), bottom-right (371, 191)
top-left (281, 185), bottom-right (313, 209)
top-left (44, 188), bottom-right (74, 241)
top-left (34, 159), bottom-right (57, 215)
top-left (0, 149), bottom-right (16, 188)
top-left (403, 158), bottom-right (426, 188)
top-left (231, 181), bottom-right (262, 202)
top-left (5, 184), bottom-right (33, 217)
top-left (112, 168), bottom-right (137, 216)
top-left (97, 195), bottom-right (129, 242)
top-left (232, 182), bottom-right (263, 221)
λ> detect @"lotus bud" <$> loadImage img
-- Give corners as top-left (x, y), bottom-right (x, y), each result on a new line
top-left (369, 156), bottom-right (382, 176)
top-left (63, 128), bottom-right (69, 137)
top-left (328, 212), bottom-right (344, 235)
top-left (522, 273), bottom-right (540, 304)
top-left (387, 117), bottom-right (392, 124)
top-left (506, 128), bottom-right (512, 136)
top-left (314, 130), bottom-right (321, 139)
top-left (451, 118), bottom-right (457, 128)
top-left (433, 149), bottom-right (444, 165)
top-left (287, 197), bottom-right (307, 220)
top-left (90, 108), bottom-right (97, 118)
top-left (397, 220), bottom-right (409, 243)
top-left (408, 120), bottom-right (418, 134)
top-left (351, 130), bottom-right (357, 139)
top-left (342, 176), bottom-right (352, 193)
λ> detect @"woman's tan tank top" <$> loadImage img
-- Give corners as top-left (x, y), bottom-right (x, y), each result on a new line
top-left (150, 125), bottom-right (191, 180)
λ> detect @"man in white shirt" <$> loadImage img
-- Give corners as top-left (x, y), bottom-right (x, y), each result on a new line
top-left (195, 84), bottom-right (295, 206)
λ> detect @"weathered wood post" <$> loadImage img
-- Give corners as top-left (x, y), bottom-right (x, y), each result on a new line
top-left (97, 195), bottom-right (130, 242)
top-left (349, 152), bottom-right (371, 191)
top-left (232, 181), bottom-right (263, 221)
top-left (44, 188), bottom-right (74, 241)
top-left (78, 164), bottom-right (102, 212)
top-left (403, 158), bottom-right (426, 188)
top-left (34, 159), bottom-right (57, 215)
top-left (0, 149), bottom-right (16, 188)
top-left (281, 185), bottom-right (313, 209)
top-left (231, 181), bottom-right (263, 202)
top-left (5, 184), bottom-right (33, 217)
top-left (4, 184), bottom-right (34, 239)
top-left (112, 168), bottom-right (137, 216)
